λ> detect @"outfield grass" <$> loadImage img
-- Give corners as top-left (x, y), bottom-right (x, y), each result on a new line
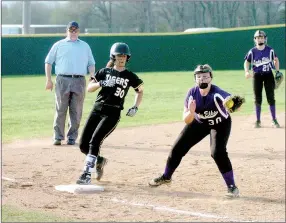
top-left (2, 70), bottom-right (285, 143)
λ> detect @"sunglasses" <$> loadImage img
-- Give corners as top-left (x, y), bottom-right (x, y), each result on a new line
top-left (68, 28), bottom-right (79, 33)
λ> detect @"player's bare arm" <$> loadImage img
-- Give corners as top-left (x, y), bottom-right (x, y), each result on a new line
top-left (87, 80), bottom-right (101, 92)
top-left (133, 85), bottom-right (144, 108)
top-left (126, 85), bottom-right (144, 117)
top-left (183, 108), bottom-right (195, 124)
top-left (183, 100), bottom-right (196, 124)
top-left (274, 57), bottom-right (280, 71)
top-left (244, 60), bottom-right (252, 79)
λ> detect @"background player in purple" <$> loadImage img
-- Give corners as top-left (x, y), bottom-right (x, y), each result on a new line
top-left (148, 64), bottom-right (244, 197)
top-left (244, 30), bottom-right (283, 128)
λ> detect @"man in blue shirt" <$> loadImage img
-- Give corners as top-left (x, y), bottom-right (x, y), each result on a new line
top-left (45, 21), bottom-right (96, 146)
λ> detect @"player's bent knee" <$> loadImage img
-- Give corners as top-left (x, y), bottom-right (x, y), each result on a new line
top-left (255, 101), bottom-right (262, 106)
top-left (267, 99), bottom-right (275, 105)
top-left (211, 151), bottom-right (228, 160)
top-left (79, 143), bottom-right (89, 155)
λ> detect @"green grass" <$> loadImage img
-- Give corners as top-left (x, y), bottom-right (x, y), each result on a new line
top-left (2, 70), bottom-right (285, 143)
top-left (1, 205), bottom-right (73, 222)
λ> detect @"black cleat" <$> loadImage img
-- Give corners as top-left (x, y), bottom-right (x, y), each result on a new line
top-left (255, 120), bottom-right (261, 128)
top-left (95, 156), bottom-right (108, 181)
top-left (76, 172), bottom-right (91, 185)
top-left (149, 175), bottom-right (172, 187)
top-left (226, 185), bottom-right (239, 197)
top-left (272, 119), bottom-right (280, 128)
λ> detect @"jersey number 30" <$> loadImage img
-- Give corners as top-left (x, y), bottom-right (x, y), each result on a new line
top-left (208, 117), bottom-right (222, 125)
top-left (114, 87), bottom-right (125, 98)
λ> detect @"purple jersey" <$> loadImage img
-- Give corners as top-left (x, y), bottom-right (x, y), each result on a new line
top-left (244, 46), bottom-right (276, 73)
top-left (184, 85), bottom-right (231, 126)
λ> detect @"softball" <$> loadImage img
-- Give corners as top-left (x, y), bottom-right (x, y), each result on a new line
top-left (226, 99), bottom-right (234, 108)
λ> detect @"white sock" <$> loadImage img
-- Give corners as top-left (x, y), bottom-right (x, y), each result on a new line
top-left (83, 154), bottom-right (97, 173)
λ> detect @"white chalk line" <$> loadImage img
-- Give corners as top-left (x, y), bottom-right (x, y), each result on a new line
top-left (2, 177), bottom-right (16, 182)
top-left (112, 197), bottom-right (256, 222)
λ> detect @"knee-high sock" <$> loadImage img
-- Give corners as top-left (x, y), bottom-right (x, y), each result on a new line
top-left (269, 105), bottom-right (276, 120)
top-left (83, 154), bottom-right (97, 173)
top-left (163, 165), bottom-right (175, 180)
top-left (222, 170), bottom-right (235, 187)
top-left (256, 105), bottom-right (261, 121)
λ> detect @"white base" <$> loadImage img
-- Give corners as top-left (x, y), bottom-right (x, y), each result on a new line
top-left (55, 184), bottom-right (104, 194)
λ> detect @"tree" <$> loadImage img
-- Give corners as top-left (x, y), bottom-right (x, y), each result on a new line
top-left (91, 1), bottom-right (113, 32)
top-left (2, 0), bottom-right (285, 34)
top-left (225, 2), bottom-right (240, 27)
top-left (155, 2), bottom-right (176, 31)
top-left (200, 2), bottom-right (208, 27)
top-left (266, 1), bottom-right (271, 24)
top-left (30, 3), bottom-right (54, 25)
top-left (250, 1), bottom-right (258, 26)
top-left (2, 2), bottom-right (22, 24)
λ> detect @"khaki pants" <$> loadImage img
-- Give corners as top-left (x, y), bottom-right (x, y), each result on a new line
top-left (54, 75), bottom-right (86, 141)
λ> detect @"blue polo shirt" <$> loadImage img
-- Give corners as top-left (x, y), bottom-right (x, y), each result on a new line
top-left (45, 37), bottom-right (95, 75)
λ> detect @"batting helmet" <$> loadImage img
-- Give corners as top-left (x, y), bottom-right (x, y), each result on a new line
top-left (110, 42), bottom-right (131, 62)
top-left (194, 64), bottom-right (213, 78)
top-left (254, 30), bottom-right (267, 38)
top-left (254, 30), bottom-right (267, 44)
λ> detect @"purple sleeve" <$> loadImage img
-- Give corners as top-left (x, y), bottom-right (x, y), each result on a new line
top-left (244, 50), bottom-right (252, 62)
top-left (184, 88), bottom-right (193, 108)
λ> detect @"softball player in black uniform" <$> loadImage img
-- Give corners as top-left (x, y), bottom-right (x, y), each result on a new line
top-left (76, 42), bottom-right (144, 185)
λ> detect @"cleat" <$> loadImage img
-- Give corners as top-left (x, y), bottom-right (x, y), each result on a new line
top-left (95, 156), bottom-right (108, 181)
top-left (272, 119), bottom-right (280, 128)
top-left (255, 120), bottom-right (261, 128)
top-left (76, 172), bottom-right (91, 185)
top-left (53, 139), bottom-right (61, 145)
top-left (148, 175), bottom-right (172, 187)
top-left (226, 185), bottom-right (239, 198)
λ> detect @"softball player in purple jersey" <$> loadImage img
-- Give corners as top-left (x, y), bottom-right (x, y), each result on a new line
top-left (244, 30), bottom-right (282, 128)
top-left (149, 64), bottom-right (244, 197)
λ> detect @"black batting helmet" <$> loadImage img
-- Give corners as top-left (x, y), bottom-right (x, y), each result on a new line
top-left (110, 42), bottom-right (131, 62)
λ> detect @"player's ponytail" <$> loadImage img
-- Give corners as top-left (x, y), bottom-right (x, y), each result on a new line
top-left (106, 59), bottom-right (114, 68)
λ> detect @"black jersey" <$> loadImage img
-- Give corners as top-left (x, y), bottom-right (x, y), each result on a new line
top-left (94, 68), bottom-right (143, 111)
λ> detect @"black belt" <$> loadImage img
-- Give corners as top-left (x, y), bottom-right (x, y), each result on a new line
top-left (58, 74), bottom-right (84, 78)
top-left (254, 71), bottom-right (272, 75)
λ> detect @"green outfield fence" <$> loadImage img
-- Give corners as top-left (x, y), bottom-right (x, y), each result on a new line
top-left (2, 24), bottom-right (285, 75)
